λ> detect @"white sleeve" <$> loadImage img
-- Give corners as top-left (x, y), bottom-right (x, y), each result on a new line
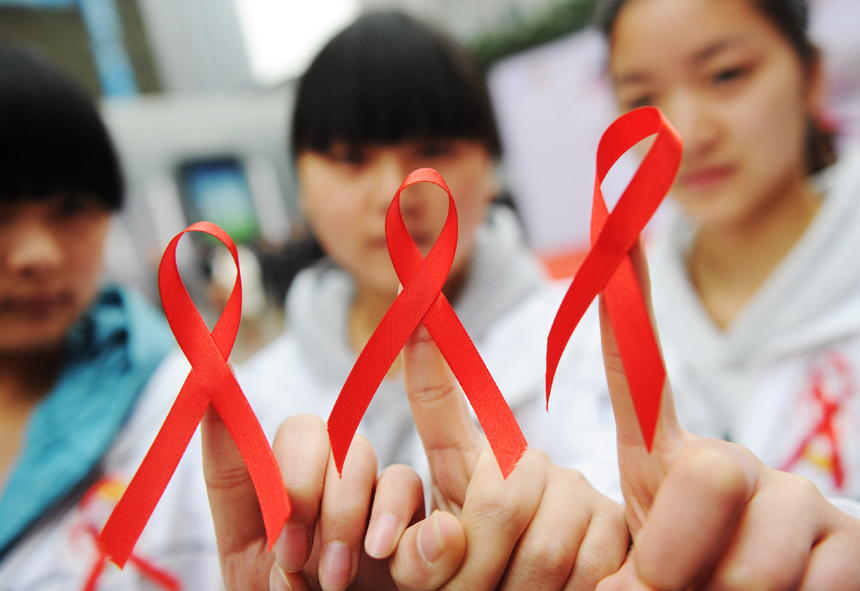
top-left (830, 497), bottom-right (860, 520)
top-left (529, 303), bottom-right (623, 503)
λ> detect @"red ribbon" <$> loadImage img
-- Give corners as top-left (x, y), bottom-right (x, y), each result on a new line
top-left (83, 525), bottom-right (181, 591)
top-left (546, 107), bottom-right (682, 450)
top-left (780, 351), bottom-right (853, 490)
top-left (98, 222), bottom-right (290, 566)
top-left (327, 168), bottom-right (527, 478)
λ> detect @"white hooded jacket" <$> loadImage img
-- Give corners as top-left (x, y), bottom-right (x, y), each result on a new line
top-left (649, 151), bottom-right (860, 501)
top-left (239, 206), bottom-right (622, 499)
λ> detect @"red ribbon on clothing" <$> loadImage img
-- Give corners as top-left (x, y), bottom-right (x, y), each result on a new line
top-left (327, 168), bottom-right (527, 478)
top-left (83, 525), bottom-right (181, 591)
top-left (780, 351), bottom-right (853, 490)
top-left (546, 107), bottom-right (682, 450)
top-left (98, 222), bottom-right (290, 567)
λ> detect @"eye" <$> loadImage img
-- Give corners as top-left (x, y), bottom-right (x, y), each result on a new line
top-left (325, 144), bottom-right (366, 166)
top-left (418, 140), bottom-right (453, 159)
top-left (711, 65), bottom-right (748, 85)
top-left (56, 194), bottom-right (97, 218)
top-left (624, 94), bottom-right (655, 111)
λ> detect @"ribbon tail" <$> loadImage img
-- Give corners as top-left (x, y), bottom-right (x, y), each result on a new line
top-left (602, 255), bottom-right (665, 450)
top-left (328, 337), bottom-right (407, 475)
top-left (82, 552), bottom-right (108, 591)
top-left (128, 554), bottom-right (183, 591)
top-left (98, 378), bottom-right (210, 567)
top-left (328, 283), bottom-right (431, 475)
top-left (424, 301), bottom-right (527, 478)
top-left (546, 275), bottom-right (596, 406)
top-left (209, 373), bottom-right (291, 551)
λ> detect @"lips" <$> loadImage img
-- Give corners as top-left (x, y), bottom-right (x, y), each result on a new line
top-left (0, 292), bottom-right (72, 316)
top-left (679, 164), bottom-right (736, 189)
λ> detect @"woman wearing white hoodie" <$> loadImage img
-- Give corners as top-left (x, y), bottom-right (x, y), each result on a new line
top-left (596, 0), bottom-right (860, 501)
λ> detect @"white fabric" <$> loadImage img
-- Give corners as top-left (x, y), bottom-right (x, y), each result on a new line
top-left (239, 207), bottom-right (623, 501)
top-left (647, 151), bottom-right (860, 503)
top-left (0, 352), bottom-right (222, 591)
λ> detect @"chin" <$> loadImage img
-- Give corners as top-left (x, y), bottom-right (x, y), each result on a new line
top-left (0, 322), bottom-right (72, 356)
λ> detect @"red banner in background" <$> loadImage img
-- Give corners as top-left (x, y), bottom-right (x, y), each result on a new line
top-left (98, 222), bottom-right (290, 567)
top-left (546, 107), bottom-right (683, 450)
top-left (327, 168), bottom-right (527, 478)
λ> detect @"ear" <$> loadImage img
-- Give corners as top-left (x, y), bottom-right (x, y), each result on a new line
top-left (804, 46), bottom-right (826, 117)
top-left (485, 161), bottom-right (501, 205)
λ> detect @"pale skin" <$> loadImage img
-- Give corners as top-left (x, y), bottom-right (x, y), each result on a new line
top-left (0, 195), bottom-right (111, 483)
top-left (609, 0), bottom-right (825, 329)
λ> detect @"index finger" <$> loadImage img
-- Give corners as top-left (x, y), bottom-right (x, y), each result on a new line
top-left (599, 240), bottom-right (684, 455)
top-left (402, 322), bottom-right (484, 501)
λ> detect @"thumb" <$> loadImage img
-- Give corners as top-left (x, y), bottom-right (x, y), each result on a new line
top-left (402, 321), bottom-right (484, 503)
top-left (389, 510), bottom-right (467, 591)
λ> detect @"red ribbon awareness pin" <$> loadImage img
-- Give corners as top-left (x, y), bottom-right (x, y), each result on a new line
top-left (546, 107), bottom-right (683, 451)
top-left (98, 222), bottom-right (290, 566)
top-left (327, 168), bottom-right (527, 478)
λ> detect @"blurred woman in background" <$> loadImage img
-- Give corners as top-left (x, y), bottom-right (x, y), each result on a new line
top-left (239, 11), bottom-right (628, 590)
top-left (596, 0), bottom-right (860, 501)
top-left (0, 43), bottom-right (219, 589)
top-left (601, 0), bottom-right (860, 499)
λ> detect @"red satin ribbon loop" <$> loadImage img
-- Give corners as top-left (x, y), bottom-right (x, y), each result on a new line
top-left (98, 222), bottom-right (290, 566)
top-left (546, 107), bottom-right (683, 450)
top-left (328, 168), bottom-right (527, 478)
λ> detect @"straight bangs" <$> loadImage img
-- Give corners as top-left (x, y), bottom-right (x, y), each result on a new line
top-left (0, 43), bottom-right (123, 209)
top-left (291, 11), bottom-right (501, 158)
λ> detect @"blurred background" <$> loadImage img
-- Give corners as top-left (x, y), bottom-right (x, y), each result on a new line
top-left (2, 0), bottom-right (858, 357)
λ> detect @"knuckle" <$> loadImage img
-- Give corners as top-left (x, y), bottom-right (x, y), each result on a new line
top-left (719, 559), bottom-right (798, 591)
top-left (408, 379), bottom-right (460, 404)
top-left (675, 442), bottom-right (750, 502)
top-left (204, 464), bottom-right (250, 491)
top-left (469, 482), bottom-right (530, 534)
top-left (571, 553), bottom-right (613, 588)
top-left (518, 535), bottom-right (575, 584)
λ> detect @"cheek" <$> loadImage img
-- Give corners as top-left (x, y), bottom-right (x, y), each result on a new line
top-left (68, 223), bottom-right (110, 302)
top-left (729, 66), bottom-right (809, 175)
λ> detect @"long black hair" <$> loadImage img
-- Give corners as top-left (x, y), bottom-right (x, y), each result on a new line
top-left (0, 42), bottom-right (123, 209)
top-left (291, 10), bottom-right (501, 159)
top-left (595, 0), bottom-right (836, 173)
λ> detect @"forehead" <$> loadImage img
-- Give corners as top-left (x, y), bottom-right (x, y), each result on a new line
top-left (610, 0), bottom-right (783, 78)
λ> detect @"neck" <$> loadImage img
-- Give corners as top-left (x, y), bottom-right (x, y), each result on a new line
top-left (0, 349), bottom-right (62, 484)
top-left (687, 179), bottom-right (822, 329)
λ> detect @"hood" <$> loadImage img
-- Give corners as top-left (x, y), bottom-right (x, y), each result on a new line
top-left (650, 149), bottom-right (860, 371)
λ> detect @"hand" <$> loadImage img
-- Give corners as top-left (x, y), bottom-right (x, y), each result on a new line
top-left (202, 405), bottom-right (443, 591)
top-left (596, 243), bottom-right (860, 590)
top-left (397, 322), bottom-right (629, 590)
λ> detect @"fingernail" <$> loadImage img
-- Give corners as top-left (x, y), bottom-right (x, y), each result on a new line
top-left (275, 525), bottom-right (310, 572)
top-left (417, 510), bottom-right (445, 565)
top-left (319, 542), bottom-right (352, 591)
top-left (367, 514), bottom-right (399, 558)
top-left (269, 563), bottom-right (292, 591)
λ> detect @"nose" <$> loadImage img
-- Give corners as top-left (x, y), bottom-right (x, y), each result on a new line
top-left (7, 221), bottom-right (63, 279)
top-left (368, 152), bottom-right (411, 214)
top-left (664, 91), bottom-right (721, 160)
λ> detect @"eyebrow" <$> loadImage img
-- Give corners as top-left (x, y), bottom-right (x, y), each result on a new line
top-left (614, 35), bottom-right (751, 86)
